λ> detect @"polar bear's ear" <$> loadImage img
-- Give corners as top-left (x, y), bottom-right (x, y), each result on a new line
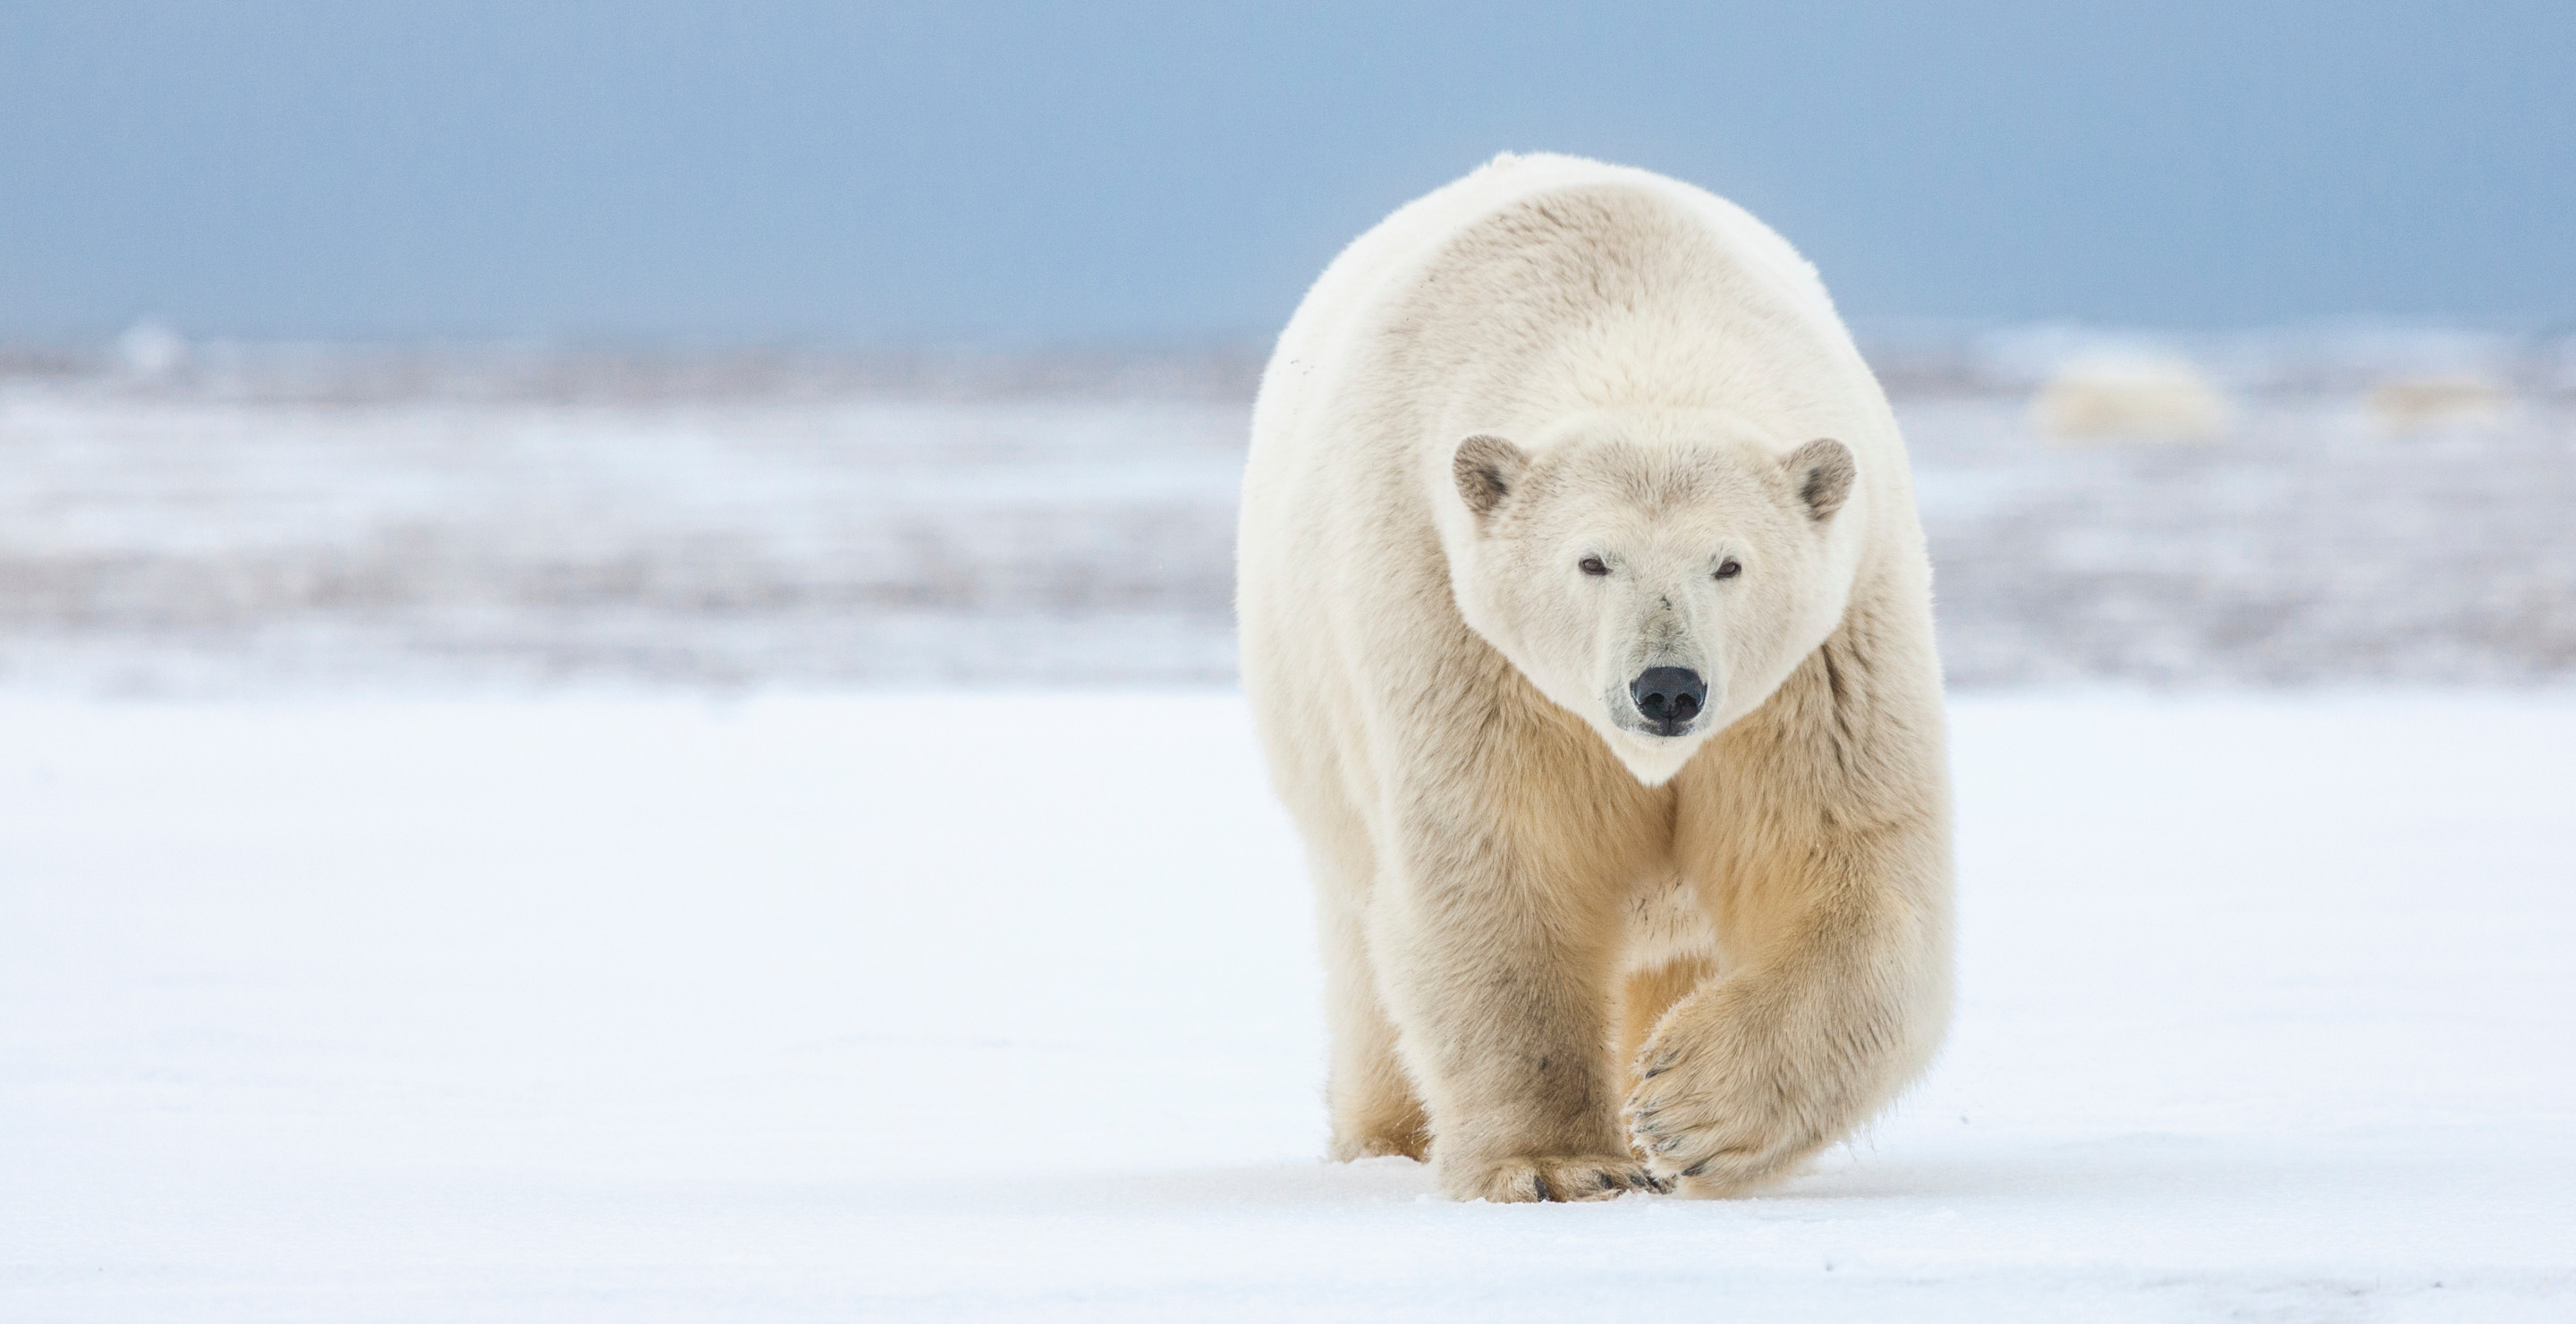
top-left (1453, 434), bottom-right (1530, 521)
top-left (1783, 437), bottom-right (1855, 522)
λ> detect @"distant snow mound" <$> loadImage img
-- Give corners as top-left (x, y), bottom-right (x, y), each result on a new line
top-left (2367, 373), bottom-right (2514, 434)
top-left (114, 319), bottom-right (187, 378)
top-left (2030, 352), bottom-right (2232, 444)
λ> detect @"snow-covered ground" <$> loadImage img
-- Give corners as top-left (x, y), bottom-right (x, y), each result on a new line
top-left (0, 392), bottom-right (1249, 690)
top-left (5, 691), bottom-right (2571, 1321)
top-left (3, 383), bottom-right (2571, 692)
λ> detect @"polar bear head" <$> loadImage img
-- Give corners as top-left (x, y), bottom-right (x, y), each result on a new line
top-left (1445, 415), bottom-right (1861, 785)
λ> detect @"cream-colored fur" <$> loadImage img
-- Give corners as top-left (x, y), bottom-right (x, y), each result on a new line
top-left (1238, 154), bottom-right (1953, 1201)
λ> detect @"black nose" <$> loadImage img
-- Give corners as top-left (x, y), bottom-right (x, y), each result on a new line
top-left (1630, 666), bottom-right (1706, 734)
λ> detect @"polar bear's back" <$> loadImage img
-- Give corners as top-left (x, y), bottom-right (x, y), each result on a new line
top-left (1247, 153), bottom-right (1889, 506)
top-left (1242, 155), bottom-right (1899, 580)
top-left (1254, 154), bottom-right (1844, 439)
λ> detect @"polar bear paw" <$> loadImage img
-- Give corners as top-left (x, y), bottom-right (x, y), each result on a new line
top-left (1442, 1153), bottom-right (1669, 1202)
top-left (1623, 1031), bottom-right (1830, 1197)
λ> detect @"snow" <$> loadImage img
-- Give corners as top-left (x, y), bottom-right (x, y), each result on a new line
top-left (4, 385), bottom-right (2572, 692)
top-left (0, 393), bottom-right (1248, 690)
top-left (5, 690), bottom-right (2572, 1320)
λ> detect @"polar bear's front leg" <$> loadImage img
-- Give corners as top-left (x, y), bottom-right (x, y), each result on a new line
top-left (1623, 822), bottom-right (1951, 1195)
top-left (1375, 810), bottom-right (1665, 1202)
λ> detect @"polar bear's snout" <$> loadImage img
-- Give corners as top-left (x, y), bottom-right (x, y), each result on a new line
top-left (1629, 666), bottom-right (1706, 736)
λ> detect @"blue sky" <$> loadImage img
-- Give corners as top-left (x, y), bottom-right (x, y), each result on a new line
top-left (4, 2), bottom-right (2570, 342)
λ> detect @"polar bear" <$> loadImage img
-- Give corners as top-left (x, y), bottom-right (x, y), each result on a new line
top-left (1237, 154), bottom-right (1953, 1201)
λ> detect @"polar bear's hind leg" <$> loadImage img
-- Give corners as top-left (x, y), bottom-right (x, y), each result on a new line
top-left (1318, 889), bottom-right (1431, 1161)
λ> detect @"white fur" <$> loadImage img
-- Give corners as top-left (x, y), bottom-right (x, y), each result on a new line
top-left (1240, 154), bottom-right (1953, 1201)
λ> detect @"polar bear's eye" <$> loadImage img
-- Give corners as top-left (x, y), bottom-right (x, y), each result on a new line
top-left (1715, 558), bottom-right (1742, 580)
top-left (1579, 556), bottom-right (1610, 576)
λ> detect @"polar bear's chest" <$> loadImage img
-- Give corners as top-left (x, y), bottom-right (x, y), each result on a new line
top-left (1619, 875), bottom-right (1721, 975)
